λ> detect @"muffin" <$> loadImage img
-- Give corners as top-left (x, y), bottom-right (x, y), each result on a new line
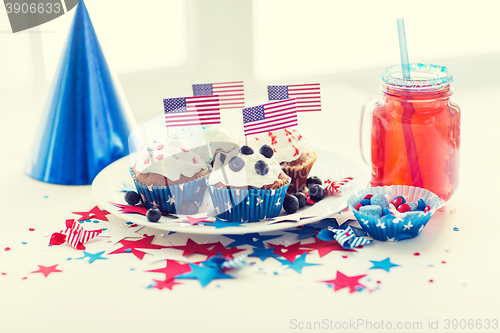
top-left (248, 128), bottom-right (317, 193)
top-left (131, 138), bottom-right (209, 214)
top-left (207, 144), bottom-right (290, 222)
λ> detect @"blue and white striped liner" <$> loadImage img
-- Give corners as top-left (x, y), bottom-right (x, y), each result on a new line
top-left (332, 226), bottom-right (373, 249)
top-left (347, 185), bottom-right (441, 242)
top-left (208, 178), bottom-right (290, 222)
top-left (130, 168), bottom-right (207, 214)
top-left (221, 254), bottom-right (248, 269)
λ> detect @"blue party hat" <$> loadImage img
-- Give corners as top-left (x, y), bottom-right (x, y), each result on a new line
top-left (26, 0), bottom-right (136, 185)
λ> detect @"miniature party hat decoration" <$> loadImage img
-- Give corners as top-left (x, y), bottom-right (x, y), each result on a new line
top-left (25, 0), bottom-right (136, 185)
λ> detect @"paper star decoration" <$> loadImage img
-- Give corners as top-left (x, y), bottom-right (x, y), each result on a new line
top-left (321, 271), bottom-right (366, 293)
top-left (109, 202), bottom-right (149, 216)
top-left (369, 258), bottom-right (399, 272)
top-left (267, 242), bottom-right (311, 263)
top-left (177, 263), bottom-right (234, 287)
top-left (169, 238), bottom-right (217, 257)
top-left (208, 242), bottom-right (245, 259)
top-left (211, 218), bottom-right (245, 229)
top-left (146, 259), bottom-right (191, 280)
top-left (248, 247), bottom-right (281, 261)
top-left (76, 251), bottom-right (108, 264)
top-left (151, 278), bottom-right (182, 290)
top-left (72, 205), bottom-right (110, 221)
top-left (300, 238), bottom-right (356, 257)
top-left (278, 253), bottom-right (320, 273)
top-left (98, 223), bottom-right (144, 244)
top-left (31, 264), bottom-right (63, 277)
top-left (49, 219), bottom-right (103, 250)
top-left (182, 215), bottom-right (212, 225)
top-left (108, 235), bottom-right (168, 260)
top-left (309, 218), bottom-right (340, 229)
top-left (224, 233), bottom-right (281, 249)
top-left (318, 226), bottom-right (373, 249)
top-left (286, 226), bottom-right (317, 240)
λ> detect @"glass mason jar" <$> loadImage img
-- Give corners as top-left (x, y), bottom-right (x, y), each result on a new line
top-left (360, 63), bottom-right (461, 204)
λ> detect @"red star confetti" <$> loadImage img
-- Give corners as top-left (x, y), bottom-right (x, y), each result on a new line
top-left (208, 242), bottom-right (245, 259)
top-left (300, 238), bottom-right (357, 257)
top-left (109, 202), bottom-right (149, 215)
top-left (31, 264), bottom-right (63, 278)
top-left (267, 242), bottom-right (311, 263)
top-left (177, 214), bottom-right (212, 226)
top-left (152, 278), bottom-right (182, 290)
top-left (145, 259), bottom-right (191, 280)
top-left (321, 271), bottom-right (366, 293)
top-left (49, 219), bottom-right (103, 250)
top-left (169, 238), bottom-right (217, 257)
top-left (72, 205), bottom-right (110, 221)
top-left (109, 235), bottom-right (169, 260)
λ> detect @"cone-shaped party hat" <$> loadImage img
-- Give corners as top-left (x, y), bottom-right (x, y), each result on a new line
top-left (26, 0), bottom-right (136, 185)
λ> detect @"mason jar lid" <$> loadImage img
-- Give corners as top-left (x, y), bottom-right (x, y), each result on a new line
top-left (381, 63), bottom-right (453, 88)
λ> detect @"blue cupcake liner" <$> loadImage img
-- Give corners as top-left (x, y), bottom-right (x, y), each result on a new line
top-left (130, 168), bottom-right (207, 214)
top-left (207, 178), bottom-right (290, 222)
top-left (347, 185), bottom-right (441, 241)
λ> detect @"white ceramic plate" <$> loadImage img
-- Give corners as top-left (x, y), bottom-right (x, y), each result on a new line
top-left (92, 148), bottom-right (368, 235)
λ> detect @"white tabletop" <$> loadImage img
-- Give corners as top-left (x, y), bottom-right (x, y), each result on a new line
top-left (1, 77), bottom-right (499, 333)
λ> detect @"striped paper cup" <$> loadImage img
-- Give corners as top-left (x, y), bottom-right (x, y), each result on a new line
top-left (130, 168), bottom-right (207, 214)
top-left (347, 185), bottom-right (441, 241)
top-left (207, 178), bottom-right (290, 222)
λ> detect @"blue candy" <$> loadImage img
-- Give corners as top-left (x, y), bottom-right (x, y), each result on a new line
top-left (408, 202), bottom-right (418, 211)
top-left (359, 205), bottom-right (383, 217)
top-left (370, 194), bottom-right (389, 208)
top-left (382, 207), bottom-right (391, 216)
top-left (417, 199), bottom-right (427, 210)
top-left (359, 199), bottom-right (371, 206)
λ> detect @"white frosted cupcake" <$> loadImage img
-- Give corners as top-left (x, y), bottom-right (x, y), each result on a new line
top-left (131, 138), bottom-right (209, 214)
top-left (248, 128), bottom-right (317, 193)
top-left (207, 144), bottom-right (290, 222)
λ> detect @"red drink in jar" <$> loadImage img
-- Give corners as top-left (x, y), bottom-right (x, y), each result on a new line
top-left (361, 64), bottom-right (460, 204)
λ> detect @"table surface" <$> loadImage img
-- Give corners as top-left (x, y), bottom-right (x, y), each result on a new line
top-left (1, 79), bottom-right (499, 333)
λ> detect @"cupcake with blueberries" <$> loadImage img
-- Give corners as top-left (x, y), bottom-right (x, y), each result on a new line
top-left (207, 144), bottom-right (290, 222)
top-left (347, 185), bottom-right (441, 241)
top-left (248, 128), bottom-right (317, 193)
top-left (131, 138), bottom-right (209, 215)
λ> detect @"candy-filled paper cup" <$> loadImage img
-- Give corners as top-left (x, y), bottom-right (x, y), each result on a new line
top-left (347, 185), bottom-right (441, 241)
top-left (130, 168), bottom-right (207, 214)
top-left (207, 179), bottom-right (290, 222)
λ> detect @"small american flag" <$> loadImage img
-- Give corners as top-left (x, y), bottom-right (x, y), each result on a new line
top-left (268, 83), bottom-right (321, 112)
top-left (164, 95), bottom-right (221, 127)
top-left (242, 98), bottom-right (298, 136)
top-left (193, 81), bottom-right (245, 109)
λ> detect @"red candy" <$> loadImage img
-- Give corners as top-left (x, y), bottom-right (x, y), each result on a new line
top-left (391, 197), bottom-right (404, 208)
top-left (397, 203), bottom-right (411, 213)
top-left (355, 203), bottom-right (362, 211)
top-left (424, 206), bottom-right (431, 212)
top-left (363, 194), bottom-right (373, 200)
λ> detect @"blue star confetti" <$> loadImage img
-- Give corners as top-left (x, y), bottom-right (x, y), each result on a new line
top-left (286, 226), bottom-right (317, 240)
top-left (177, 263), bottom-right (234, 287)
top-left (76, 251), bottom-right (108, 264)
top-left (277, 253), bottom-right (320, 274)
top-left (248, 247), bottom-right (280, 261)
top-left (209, 218), bottom-right (245, 229)
top-left (223, 233), bottom-right (281, 249)
top-left (369, 258), bottom-right (399, 272)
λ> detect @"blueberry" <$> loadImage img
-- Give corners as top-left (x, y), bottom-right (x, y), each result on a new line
top-left (295, 192), bottom-right (307, 208)
top-left (146, 207), bottom-right (161, 222)
top-left (240, 145), bottom-right (254, 155)
top-left (306, 176), bottom-right (322, 189)
top-left (259, 145), bottom-right (274, 158)
top-left (228, 156), bottom-right (245, 172)
top-left (254, 160), bottom-right (269, 175)
top-left (283, 195), bottom-right (299, 214)
top-left (308, 184), bottom-right (325, 203)
top-left (180, 200), bottom-right (199, 215)
top-left (124, 191), bottom-right (141, 206)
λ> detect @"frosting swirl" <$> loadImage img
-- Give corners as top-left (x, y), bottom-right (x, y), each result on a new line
top-left (134, 138), bottom-right (207, 181)
top-left (247, 128), bottom-right (307, 163)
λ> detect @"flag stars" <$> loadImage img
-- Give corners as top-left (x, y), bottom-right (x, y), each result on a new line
top-left (256, 197), bottom-right (264, 206)
top-left (403, 221), bottom-right (413, 230)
